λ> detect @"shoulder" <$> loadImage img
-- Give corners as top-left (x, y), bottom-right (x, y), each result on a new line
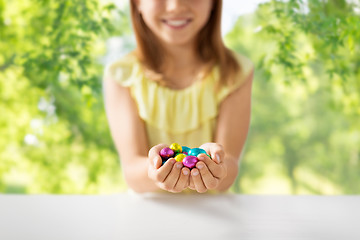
top-left (230, 51), bottom-right (254, 81)
top-left (230, 51), bottom-right (254, 93)
top-left (232, 52), bottom-right (254, 97)
top-left (103, 51), bottom-right (139, 87)
top-left (218, 52), bottom-right (253, 115)
top-left (216, 51), bottom-right (254, 103)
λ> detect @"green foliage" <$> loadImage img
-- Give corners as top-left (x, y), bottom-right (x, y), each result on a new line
top-left (0, 0), bottom-right (130, 193)
top-left (227, 0), bottom-right (360, 194)
top-left (254, 0), bottom-right (360, 117)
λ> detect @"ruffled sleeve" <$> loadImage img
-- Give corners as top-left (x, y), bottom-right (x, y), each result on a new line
top-left (103, 52), bottom-right (139, 87)
top-left (216, 52), bottom-right (254, 103)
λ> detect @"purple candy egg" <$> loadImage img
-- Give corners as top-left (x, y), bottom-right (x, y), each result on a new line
top-left (160, 147), bottom-right (175, 159)
top-left (182, 155), bottom-right (198, 169)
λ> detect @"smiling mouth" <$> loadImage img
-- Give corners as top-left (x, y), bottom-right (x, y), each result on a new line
top-left (162, 19), bottom-right (192, 29)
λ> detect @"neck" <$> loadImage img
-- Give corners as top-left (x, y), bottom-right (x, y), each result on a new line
top-left (165, 43), bottom-right (199, 69)
top-left (161, 42), bottom-right (201, 76)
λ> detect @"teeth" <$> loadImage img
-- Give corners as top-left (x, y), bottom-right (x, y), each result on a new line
top-left (166, 20), bottom-right (188, 27)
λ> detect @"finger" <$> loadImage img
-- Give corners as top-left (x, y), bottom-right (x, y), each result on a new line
top-left (199, 143), bottom-right (224, 164)
top-left (197, 154), bottom-right (224, 178)
top-left (191, 168), bottom-right (207, 193)
top-left (148, 156), bottom-right (162, 180)
top-left (151, 158), bottom-right (176, 183)
top-left (196, 161), bottom-right (219, 190)
top-left (161, 161), bottom-right (183, 191)
top-left (148, 144), bottom-right (168, 158)
top-left (151, 155), bottom-right (163, 170)
top-left (173, 167), bottom-right (190, 192)
top-left (148, 144), bottom-right (168, 169)
top-left (188, 176), bottom-right (195, 190)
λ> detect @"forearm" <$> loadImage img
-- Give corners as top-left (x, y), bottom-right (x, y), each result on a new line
top-left (215, 155), bottom-right (239, 192)
top-left (122, 156), bottom-right (160, 193)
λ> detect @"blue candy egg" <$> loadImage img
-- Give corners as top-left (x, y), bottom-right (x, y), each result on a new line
top-left (188, 148), bottom-right (207, 157)
top-left (181, 146), bottom-right (191, 154)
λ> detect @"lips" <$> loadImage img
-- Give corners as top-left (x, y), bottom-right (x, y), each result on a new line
top-left (162, 19), bottom-right (192, 29)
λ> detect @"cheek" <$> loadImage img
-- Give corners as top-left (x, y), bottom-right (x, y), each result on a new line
top-left (140, 3), bottom-right (162, 31)
top-left (194, 0), bottom-right (214, 11)
top-left (193, 1), bottom-right (213, 26)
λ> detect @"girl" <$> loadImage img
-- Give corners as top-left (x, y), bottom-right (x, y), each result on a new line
top-left (103, 0), bottom-right (254, 193)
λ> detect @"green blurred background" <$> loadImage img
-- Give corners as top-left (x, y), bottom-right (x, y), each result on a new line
top-left (1, 0), bottom-right (359, 194)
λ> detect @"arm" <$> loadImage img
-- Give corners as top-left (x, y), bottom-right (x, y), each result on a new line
top-left (189, 68), bottom-right (254, 192)
top-left (214, 68), bottom-right (254, 191)
top-left (103, 76), bottom-right (158, 192)
top-left (103, 76), bottom-right (190, 193)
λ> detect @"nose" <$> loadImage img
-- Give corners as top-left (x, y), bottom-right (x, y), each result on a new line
top-left (166, 0), bottom-right (186, 12)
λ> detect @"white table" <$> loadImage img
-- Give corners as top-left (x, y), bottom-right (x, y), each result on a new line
top-left (0, 193), bottom-right (359, 240)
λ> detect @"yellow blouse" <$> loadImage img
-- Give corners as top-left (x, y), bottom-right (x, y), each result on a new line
top-left (104, 51), bottom-right (253, 149)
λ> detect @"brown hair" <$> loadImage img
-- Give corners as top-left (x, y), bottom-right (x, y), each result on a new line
top-left (129, 0), bottom-right (241, 87)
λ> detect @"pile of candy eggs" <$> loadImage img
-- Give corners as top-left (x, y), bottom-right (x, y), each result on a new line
top-left (159, 143), bottom-right (210, 169)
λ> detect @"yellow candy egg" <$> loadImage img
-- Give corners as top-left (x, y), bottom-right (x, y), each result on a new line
top-left (175, 153), bottom-right (186, 162)
top-left (170, 143), bottom-right (182, 154)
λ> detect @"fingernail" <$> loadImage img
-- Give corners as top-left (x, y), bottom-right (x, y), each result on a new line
top-left (154, 158), bottom-right (158, 167)
top-left (216, 154), bottom-right (221, 163)
top-left (197, 163), bottom-right (204, 169)
top-left (183, 169), bottom-right (189, 175)
top-left (176, 163), bottom-right (182, 169)
top-left (192, 170), bottom-right (199, 176)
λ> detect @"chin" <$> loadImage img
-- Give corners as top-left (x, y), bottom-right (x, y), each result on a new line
top-left (163, 37), bottom-right (195, 48)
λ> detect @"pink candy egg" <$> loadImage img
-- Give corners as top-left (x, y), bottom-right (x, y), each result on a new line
top-left (160, 147), bottom-right (175, 159)
top-left (182, 155), bottom-right (198, 169)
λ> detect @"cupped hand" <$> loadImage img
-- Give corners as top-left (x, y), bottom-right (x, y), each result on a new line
top-left (148, 144), bottom-right (190, 193)
top-left (188, 143), bottom-right (227, 193)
